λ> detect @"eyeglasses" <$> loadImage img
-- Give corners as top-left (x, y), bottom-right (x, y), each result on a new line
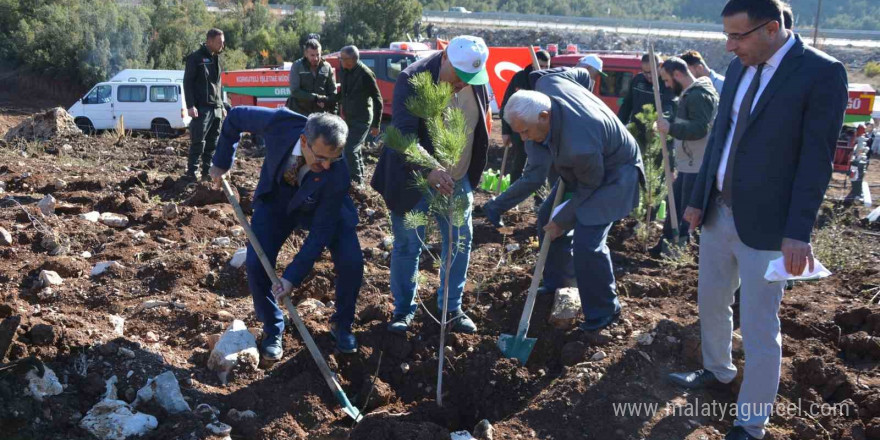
top-left (305, 141), bottom-right (343, 164)
top-left (724, 20), bottom-right (775, 41)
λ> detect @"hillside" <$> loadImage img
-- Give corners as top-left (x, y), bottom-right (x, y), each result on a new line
top-left (418, 0), bottom-right (880, 31)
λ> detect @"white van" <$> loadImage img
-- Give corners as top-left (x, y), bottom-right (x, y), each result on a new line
top-left (68, 69), bottom-right (191, 137)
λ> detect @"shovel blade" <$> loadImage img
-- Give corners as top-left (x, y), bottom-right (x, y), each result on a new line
top-left (335, 389), bottom-right (363, 422)
top-left (497, 333), bottom-right (537, 365)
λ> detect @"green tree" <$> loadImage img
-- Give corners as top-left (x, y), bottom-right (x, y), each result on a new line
top-left (146, 0), bottom-right (211, 70)
top-left (383, 71), bottom-right (469, 408)
top-left (323, 0), bottom-right (422, 50)
top-left (628, 104), bottom-right (667, 251)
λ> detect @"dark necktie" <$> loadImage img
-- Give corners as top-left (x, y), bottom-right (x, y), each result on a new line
top-left (721, 63), bottom-right (765, 205)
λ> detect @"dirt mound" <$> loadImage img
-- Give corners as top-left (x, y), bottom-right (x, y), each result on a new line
top-left (3, 107), bottom-right (81, 142)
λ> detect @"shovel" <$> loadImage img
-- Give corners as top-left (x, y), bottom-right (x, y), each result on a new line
top-left (498, 179), bottom-right (566, 365)
top-left (219, 177), bottom-right (362, 423)
top-left (647, 43), bottom-right (680, 240)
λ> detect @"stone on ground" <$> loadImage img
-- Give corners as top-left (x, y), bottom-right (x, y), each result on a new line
top-left (549, 287), bottom-right (581, 330)
top-left (207, 320), bottom-right (259, 384)
top-left (25, 366), bottom-right (63, 401)
top-left (80, 399), bottom-right (158, 440)
top-left (134, 371), bottom-right (191, 414)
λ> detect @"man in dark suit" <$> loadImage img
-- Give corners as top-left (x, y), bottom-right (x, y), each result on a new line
top-left (667, 1), bottom-right (848, 439)
top-left (504, 75), bottom-right (644, 331)
top-left (209, 107), bottom-right (363, 359)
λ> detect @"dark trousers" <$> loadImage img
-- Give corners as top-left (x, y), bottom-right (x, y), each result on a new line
top-left (344, 121), bottom-right (370, 185)
top-left (188, 106), bottom-right (222, 175)
top-left (245, 185), bottom-right (363, 338)
top-left (508, 132), bottom-right (528, 183)
top-left (662, 172), bottom-right (697, 241)
top-left (537, 184), bottom-right (621, 320)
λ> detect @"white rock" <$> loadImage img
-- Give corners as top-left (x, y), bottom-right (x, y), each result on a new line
top-left (81, 251), bottom-right (92, 258)
top-left (451, 431), bottom-right (476, 440)
top-left (118, 347), bottom-right (135, 359)
top-left (80, 399), bottom-right (158, 440)
top-left (25, 367), bottom-right (63, 401)
top-left (109, 314), bottom-right (125, 336)
top-left (39, 270), bottom-right (63, 287)
top-left (38, 194), bottom-right (56, 215)
top-left (228, 409), bottom-right (257, 423)
top-left (207, 422), bottom-right (232, 436)
top-left (207, 320), bottom-right (259, 384)
top-left (144, 331), bottom-right (159, 343)
top-left (62, 144), bottom-right (73, 152)
top-left (636, 332), bottom-right (654, 346)
top-left (165, 146), bottom-right (175, 155)
top-left (99, 213), bottom-right (129, 228)
top-left (505, 243), bottom-right (520, 252)
top-left (79, 211), bottom-right (100, 222)
top-left (36, 287), bottom-right (55, 301)
top-left (0, 227), bottom-right (13, 246)
top-left (54, 178), bottom-right (67, 190)
top-left (125, 229), bottom-right (147, 240)
top-left (381, 236), bottom-right (393, 250)
top-left (548, 287), bottom-right (581, 330)
top-left (365, 208), bottom-right (376, 217)
top-left (92, 261), bottom-right (124, 277)
top-left (400, 363), bottom-right (410, 374)
top-left (212, 237), bottom-right (231, 247)
top-left (296, 298), bottom-right (325, 316)
top-left (134, 371), bottom-right (191, 414)
top-left (230, 226), bottom-right (244, 237)
top-left (216, 310), bottom-right (234, 322)
top-left (591, 351), bottom-right (607, 361)
top-left (103, 376), bottom-right (119, 400)
top-left (229, 248), bottom-right (247, 269)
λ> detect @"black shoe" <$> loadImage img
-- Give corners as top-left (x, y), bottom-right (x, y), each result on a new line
top-left (667, 369), bottom-right (722, 390)
top-left (536, 286), bottom-right (554, 296)
top-left (578, 311), bottom-right (620, 332)
top-left (387, 313), bottom-right (415, 333)
top-left (448, 309), bottom-right (477, 334)
top-left (725, 426), bottom-right (759, 440)
top-left (182, 172), bottom-right (197, 182)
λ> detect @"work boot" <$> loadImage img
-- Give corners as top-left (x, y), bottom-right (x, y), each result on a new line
top-left (448, 309), bottom-right (477, 334)
top-left (482, 201), bottom-right (504, 228)
top-left (667, 369), bottom-right (724, 390)
top-left (578, 311), bottom-right (620, 332)
top-left (182, 171), bottom-right (197, 182)
top-left (330, 322), bottom-right (357, 354)
top-left (387, 313), bottom-right (415, 334)
top-left (260, 333), bottom-right (283, 361)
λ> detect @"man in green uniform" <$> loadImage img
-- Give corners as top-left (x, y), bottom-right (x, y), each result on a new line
top-left (338, 45), bottom-right (383, 185)
top-left (183, 28), bottom-right (225, 181)
top-left (287, 39), bottom-right (338, 116)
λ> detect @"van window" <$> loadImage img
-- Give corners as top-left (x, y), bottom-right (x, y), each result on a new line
top-left (385, 55), bottom-right (417, 82)
top-left (150, 85), bottom-right (179, 102)
top-left (360, 58), bottom-right (376, 70)
top-left (599, 71), bottom-right (634, 99)
top-left (118, 85), bottom-right (147, 102)
top-left (83, 85), bottom-right (112, 104)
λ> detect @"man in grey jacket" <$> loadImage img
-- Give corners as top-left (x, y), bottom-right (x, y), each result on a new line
top-left (504, 75), bottom-right (644, 331)
top-left (654, 56), bottom-right (719, 253)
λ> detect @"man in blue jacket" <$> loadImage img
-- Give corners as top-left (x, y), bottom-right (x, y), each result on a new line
top-left (371, 35), bottom-right (491, 334)
top-left (209, 107), bottom-right (363, 358)
top-left (668, 1), bottom-right (848, 439)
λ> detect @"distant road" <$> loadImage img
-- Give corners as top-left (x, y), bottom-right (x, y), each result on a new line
top-left (423, 11), bottom-right (880, 49)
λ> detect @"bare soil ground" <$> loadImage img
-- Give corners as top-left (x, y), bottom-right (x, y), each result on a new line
top-left (0, 114), bottom-right (878, 440)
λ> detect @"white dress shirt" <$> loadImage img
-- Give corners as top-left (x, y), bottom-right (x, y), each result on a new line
top-left (715, 33), bottom-right (796, 192)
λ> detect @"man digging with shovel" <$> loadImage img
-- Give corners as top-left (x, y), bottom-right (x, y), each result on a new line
top-left (209, 107), bottom-right (363, 358)
top-left (504, 73), bottom-right (644, 333)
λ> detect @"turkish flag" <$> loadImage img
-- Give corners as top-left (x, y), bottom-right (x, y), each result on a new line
top-left (486, 47), bottom-right (538, 106)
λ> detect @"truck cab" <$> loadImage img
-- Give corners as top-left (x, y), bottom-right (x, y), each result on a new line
top-left (550, 51), bottom-right (643, 113)
top-left (67, 69), bottom-right (189, 137)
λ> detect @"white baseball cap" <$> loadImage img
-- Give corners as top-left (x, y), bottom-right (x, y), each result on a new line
top-left (447, 35), bottom-right (489, 86)
top-left (577, 54), bottom-right (607, 77)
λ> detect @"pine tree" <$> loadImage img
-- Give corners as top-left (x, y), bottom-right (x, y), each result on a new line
top-left (382, 71), bottom-right (469, 407)
top-left (628, 104), bottom-right (667, 251)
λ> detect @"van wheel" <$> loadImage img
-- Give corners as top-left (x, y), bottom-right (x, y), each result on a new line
top-left (151, 119), bottom-right (174, 139)
top-left (75, 118), bottom-right (95, 135)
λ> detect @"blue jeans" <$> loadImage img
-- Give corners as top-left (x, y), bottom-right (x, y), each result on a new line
top-left (537, 183), bottom-right (621, 320)
top-left (246, 185), bottom-right (363, 338)
top-left (389, 179), bottom-right (474, 316)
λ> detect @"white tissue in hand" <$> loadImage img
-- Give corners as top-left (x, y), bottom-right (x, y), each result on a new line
top-left (764, 256), bottom-right (831, 282)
